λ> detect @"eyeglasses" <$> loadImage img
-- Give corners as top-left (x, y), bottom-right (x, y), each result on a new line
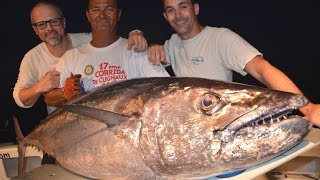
top-left (32, 18), bottom-right (63, 29)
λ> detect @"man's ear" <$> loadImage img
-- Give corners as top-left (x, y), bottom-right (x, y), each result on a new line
top-left (32, 26), bottom-right (38, 34)
top-left (118, 9), bottom-right (122, 21)
top-left (194, 3), bottom-right (199, 15)
top-left (86, 10), bottom-right (90, 23)
top-left (163, 12), bottom-right (168, 22)
top-left (63, 18), bottom-right (66, 28)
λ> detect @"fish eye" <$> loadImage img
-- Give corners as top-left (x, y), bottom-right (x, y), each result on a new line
top-left (200, 93), bottom-right (220, 112)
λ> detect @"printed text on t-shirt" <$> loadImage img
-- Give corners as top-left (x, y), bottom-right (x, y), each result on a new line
top-left (92, 62), bottom-right (128, 85)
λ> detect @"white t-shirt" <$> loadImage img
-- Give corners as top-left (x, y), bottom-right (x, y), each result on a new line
top-left (57, 37), bottom-right (169, 92)
top-left (164, 26), bottom-right (262, 81)
top-left (13, 33), bottom-right (92, 113)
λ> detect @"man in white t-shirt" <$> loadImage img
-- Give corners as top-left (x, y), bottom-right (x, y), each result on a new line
top-left (13, 0), bottom-right (148, 114)
top-left (147, 0), bottom-right (320, 127)
top-left (44, 0), bottom-right (169, 106)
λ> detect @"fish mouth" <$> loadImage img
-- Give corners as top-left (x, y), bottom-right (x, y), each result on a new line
top-left (215, 111), bottom-right (306, 143)
top-left (225, 107), bottom-right (301, 134)
top-left (244, 109), bottom-right (299, 127)
top-left (228, 93), bottom-right (309, 132)
top-left (215, 97), bottom-right (309, 142)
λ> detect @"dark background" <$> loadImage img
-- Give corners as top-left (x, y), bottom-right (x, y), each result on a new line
top-left (1, 0), bottom-right (319, 143)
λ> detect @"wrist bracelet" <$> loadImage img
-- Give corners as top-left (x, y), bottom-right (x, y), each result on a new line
top-left (61, 88), bottom-right (67, 101)
top-left (130, 29), bottom-right (143, 35)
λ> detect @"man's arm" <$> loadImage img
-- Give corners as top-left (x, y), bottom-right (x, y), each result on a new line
top-left (16, 70), bottom-right (60, 107)
top-left (44, 74), bottom-right (82, 106)
top-left (245, 55), bottom-right (320, 126)
top-left (244, 56), bottom-right (300, 91)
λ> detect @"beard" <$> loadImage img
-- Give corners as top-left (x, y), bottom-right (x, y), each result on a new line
top-left (44, 30), bottom-right (64, 46)
top-left (46, 38), bottom-right (62, 46)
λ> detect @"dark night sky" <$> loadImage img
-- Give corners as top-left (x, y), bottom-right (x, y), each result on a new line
top-left (1, 0), bottom-right (320, 142)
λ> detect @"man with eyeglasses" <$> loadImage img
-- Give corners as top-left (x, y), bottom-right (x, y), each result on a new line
top-left (13, 0), bottom-right (147, 114)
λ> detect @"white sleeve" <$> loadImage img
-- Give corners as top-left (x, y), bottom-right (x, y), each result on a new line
top-left (219, 29), bottom-right (262, 76)
top-left (13, 54), bottom-right (35, 108)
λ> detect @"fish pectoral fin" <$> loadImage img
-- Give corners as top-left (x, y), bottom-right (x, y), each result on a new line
top-left (58, 104), bottom-right (130, 127)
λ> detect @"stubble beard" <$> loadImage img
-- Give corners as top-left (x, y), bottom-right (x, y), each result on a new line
top-left (45, 34), bottom-right (63, 46)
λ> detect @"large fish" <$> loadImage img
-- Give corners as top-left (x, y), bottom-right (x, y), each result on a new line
top-left (15, 77), bottom-right (312, 179)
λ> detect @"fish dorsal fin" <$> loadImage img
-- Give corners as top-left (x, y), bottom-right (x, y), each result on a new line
top-left (59, 104), bottom-right (130, 127)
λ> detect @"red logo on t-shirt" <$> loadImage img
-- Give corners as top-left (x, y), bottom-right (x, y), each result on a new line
top-left (92, 62), bottom-right (127, 85)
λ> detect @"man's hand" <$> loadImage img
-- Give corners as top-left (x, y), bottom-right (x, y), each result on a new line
top-left (147, 44), bottom-right (167, 65)
top-left (127, 30), bottom-right (148, 52)
top-left (302, 102), bottom-right (320, 127)
top-left (17, 70), bottom-right (60, 107)
top-left (39, 70), bottom-right (60, 93)
top-left (63, 74), bottom-right (82, 100)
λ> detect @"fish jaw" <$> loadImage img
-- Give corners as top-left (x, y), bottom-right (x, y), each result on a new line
top-left (225, 94), bottom-right (309, 132)
top-left (212, 117), bottom-right (312, 171)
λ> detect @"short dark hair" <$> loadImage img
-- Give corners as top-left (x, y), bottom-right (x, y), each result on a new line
top-left (161, 0), bottom-right (197, 5)
top-left (30, 0), bottom-right (63, 24)
top-left (161, 0), bottom-right (198, 12)
top-left (86, 0), bottom-right (122, 10)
